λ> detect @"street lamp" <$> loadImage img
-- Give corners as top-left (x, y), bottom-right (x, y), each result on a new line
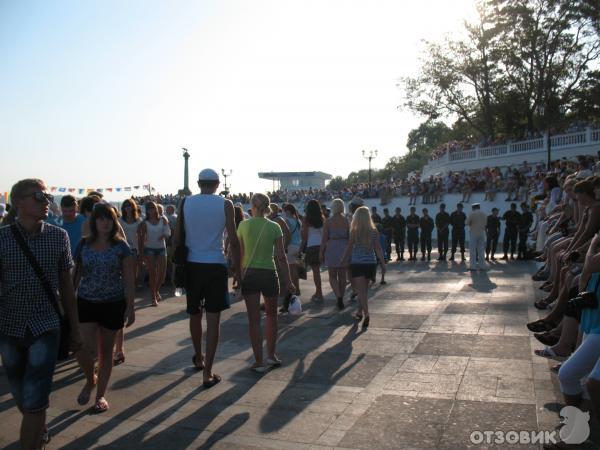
top-left (362, 150), bottom-right (378, 187)
top-left (221, 169), bottom-right (232, 192)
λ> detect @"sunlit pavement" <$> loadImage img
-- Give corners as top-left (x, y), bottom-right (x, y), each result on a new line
top-left (1, 259), bottom-right (595, 449)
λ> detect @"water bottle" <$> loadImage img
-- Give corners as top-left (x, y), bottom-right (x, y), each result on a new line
top-left (174, 287), bottom-right (185, 297)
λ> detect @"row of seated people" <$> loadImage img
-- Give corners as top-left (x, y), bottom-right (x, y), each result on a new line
top-left (525, 172), bottom-right (600, 445)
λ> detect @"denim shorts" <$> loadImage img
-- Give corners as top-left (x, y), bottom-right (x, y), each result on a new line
top-left (144, 247), bottom-right (166, 257)
top-left (0, 329), bottom-right (60, 413)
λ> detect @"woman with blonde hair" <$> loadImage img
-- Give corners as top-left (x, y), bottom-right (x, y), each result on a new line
top-left (320, 198), bottom-right (349, 310)
top-left (341, 206), bottom-right (386, 329)
top-left (237, 193), bottom-right (295, 372)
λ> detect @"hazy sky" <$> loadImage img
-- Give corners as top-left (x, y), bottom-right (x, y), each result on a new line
top-left (1, 0), bottom-right (476, 198)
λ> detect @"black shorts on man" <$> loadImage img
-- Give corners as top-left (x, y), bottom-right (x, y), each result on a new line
top-left (185, 263), bottom-right (230, 314)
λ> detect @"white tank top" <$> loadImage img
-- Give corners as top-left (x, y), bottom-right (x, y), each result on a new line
top-left (184, 194), bottom-right (227, 264)
top-left (119, 218), bottom-right (141, 250)
top-left (307, 226), bottom-right (322, 247)
top-left (144, 219), bottom-right (171, 249)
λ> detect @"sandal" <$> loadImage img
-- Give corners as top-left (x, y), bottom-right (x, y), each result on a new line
top-left (250, 363), bottom-right (268, 374)
top-left (192, 355), bottom-right (205, 371)
top-left (202, 374), bottom-right (222, 388)
top-left (41, 426), bottom-right (50, 445)
top-left (92, 396), bottom-right (109, 413)
top-left (362, 316), bottom-right (370, 329)
top-left (354, 312), bottom-right (363, 321)
top-left (113, 352), bottom-right (125, 365)
top-left (540, 282), bottom-right (553, 292)
top-left (550, 363), bottom-right (561, 374)
top-left (534, 347), bottom-right (567, 360)
top-left (526, 319), bottom-right (555, 333)
top-left (266, 356), bottom-right (282, 367)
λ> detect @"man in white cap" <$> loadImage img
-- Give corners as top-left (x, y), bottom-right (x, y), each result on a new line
top-left (174, 168), bottom-right (240, 388)
top-left (467, 203), bottom-right (487, 271)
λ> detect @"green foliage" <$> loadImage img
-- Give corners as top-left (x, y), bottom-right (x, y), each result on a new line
top-left (401, 0), bottom-right (600, 139)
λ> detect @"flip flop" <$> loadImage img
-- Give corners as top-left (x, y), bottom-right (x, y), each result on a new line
top-left (534, 347), bottom-right (566, 360)
top-left (192, 355), bottom-right (204, 371)
top-left (91, 397), bottom-right (109, 413)
top-left (41, 426), bottom-right (50, 445)
top-left (353, 312), bottom-right (363, 321)
top-left (551, 363), bottom-right (562, 374)
top-left (203, 374), bottom-right (222, 388)
top-left (113, 352), bottom-right (125, 365)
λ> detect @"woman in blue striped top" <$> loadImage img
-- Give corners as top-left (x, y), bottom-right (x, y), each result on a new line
top-left (341, 206), bottom-right (386, 329)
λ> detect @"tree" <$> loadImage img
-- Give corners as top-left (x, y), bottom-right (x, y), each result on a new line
top-left (401, 0), bottom-right (600, 139)
top-left (327, 176), bottom-right (347, 191)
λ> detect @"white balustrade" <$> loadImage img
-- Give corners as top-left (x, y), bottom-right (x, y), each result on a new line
top-left (550, 132), bottom-right (586, 148)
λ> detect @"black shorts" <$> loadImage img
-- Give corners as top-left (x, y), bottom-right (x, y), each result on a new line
top-left (241, 268), bottom-right (280, 297)
top-left (78, 297), bottom-right (126, 330)
top-left (350, 264), bottom-right (377, 281)
top-left (305, 245), bottom-right (321, 266)
top-left (185, 263), bottom-right (230, 314)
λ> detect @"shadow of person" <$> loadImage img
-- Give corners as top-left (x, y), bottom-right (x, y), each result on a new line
top-left (467, 269), bottom-right (498, 293)
top-left (259, 324), bottom-right (364, 433)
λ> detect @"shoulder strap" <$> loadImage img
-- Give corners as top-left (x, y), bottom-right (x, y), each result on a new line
top-left (178, 197), bottom-right (187, 243)
top-left (10, 225), bottom-right (62, 317)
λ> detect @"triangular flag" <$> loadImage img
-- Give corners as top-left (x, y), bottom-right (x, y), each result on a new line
top-left (107, 188), bottom-right (113, 192)
top-left (50, 187), bottom-right (57, 192)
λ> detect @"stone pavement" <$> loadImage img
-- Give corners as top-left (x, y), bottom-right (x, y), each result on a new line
top-left (0, 260), bottom-right (585, 449)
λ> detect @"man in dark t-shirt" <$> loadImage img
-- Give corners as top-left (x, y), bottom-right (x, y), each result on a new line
top-left (392, 207), bottom-right (406, 261)
top-left (449, 203), bottom-right (466, 261)
top-left (435, 203), bottom-right (451, 261)
top-left (381, 208), bottom-right (394, 262)
top-left (406, 207), bottom-right (420, 261)
top-left (485, 208), bottom-right (501, 261)
top-left (501, 203), bottom-right (521, 260)
top-left (419, 208), bottom-right (435, 261)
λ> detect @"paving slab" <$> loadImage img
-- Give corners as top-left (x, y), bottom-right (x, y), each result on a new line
top-left (0, 260), bottom-right (581, 449)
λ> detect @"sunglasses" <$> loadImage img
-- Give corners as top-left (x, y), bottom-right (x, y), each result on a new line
top-left (23, 191), bottom-right (54, 203)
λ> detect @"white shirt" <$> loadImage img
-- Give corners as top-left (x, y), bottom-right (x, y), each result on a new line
top-left (467, 210), bottom-right (488, 237)
top-left (144, 219), bottom-right (171, 249)
top-left (184, 194), bottom-right (227, 264)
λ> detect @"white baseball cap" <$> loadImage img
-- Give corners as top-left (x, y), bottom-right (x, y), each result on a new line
top-left (198, 168), bottom-right (220, 182)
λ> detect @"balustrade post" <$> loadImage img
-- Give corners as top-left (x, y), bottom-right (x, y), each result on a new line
top-left (475, 145), bottom-right (480, 159)
top-left (586, 126), bottom-right (592, 143)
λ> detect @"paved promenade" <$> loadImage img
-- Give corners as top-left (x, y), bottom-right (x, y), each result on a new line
top-left (0, 260), bottom-right (586, 449)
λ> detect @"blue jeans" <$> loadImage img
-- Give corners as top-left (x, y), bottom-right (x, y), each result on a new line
top-left (0, 329), bottom-right (60, 413)
top-left (143, 247), bottom-right (166, 257)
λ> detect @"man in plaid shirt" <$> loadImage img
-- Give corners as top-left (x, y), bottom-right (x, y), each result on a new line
top-left (0, 179), bottom-right (81, 450)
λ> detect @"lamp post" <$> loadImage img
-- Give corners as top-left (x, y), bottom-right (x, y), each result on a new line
top-left (362, 150), bottom-right (378, 187)
top-left (221, 169), bottom-right (232, 192)
top-left (181, 148), bottom-right (191, 196)
top-left (537, 106), bottom-right (551, 170)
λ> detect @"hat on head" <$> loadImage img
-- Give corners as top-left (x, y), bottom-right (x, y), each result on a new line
top-left (198, 168), bottom-right (220, 182)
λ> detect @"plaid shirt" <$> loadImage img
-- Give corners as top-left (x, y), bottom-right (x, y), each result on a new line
top-left (0, 221), bottom-right (73, 338)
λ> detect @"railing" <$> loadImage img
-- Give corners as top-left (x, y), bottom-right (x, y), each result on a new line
top-left (551, 131), bottom-right (586, 148)
top-left (423, 127), bottom-right (599, 174)
top-left (509, 138), bottom-right (544, 153)
top-left (449, 149), bottom-right (476, 161)
top-left (479, 144), bottom-right (508, 158)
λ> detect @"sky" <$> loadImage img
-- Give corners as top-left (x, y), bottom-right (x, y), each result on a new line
top-left (0, 0), bottom-right (476, 199)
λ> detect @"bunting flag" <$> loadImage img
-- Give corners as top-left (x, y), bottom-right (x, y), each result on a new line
top-left (44, 185), bottom-right (152, 196)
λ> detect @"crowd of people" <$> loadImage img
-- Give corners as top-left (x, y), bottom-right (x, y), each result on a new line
top-left (1, 153), bottom-right (600, 448)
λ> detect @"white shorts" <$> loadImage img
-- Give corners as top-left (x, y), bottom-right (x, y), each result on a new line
top-left (287, 244), bottom-right (300, 264)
